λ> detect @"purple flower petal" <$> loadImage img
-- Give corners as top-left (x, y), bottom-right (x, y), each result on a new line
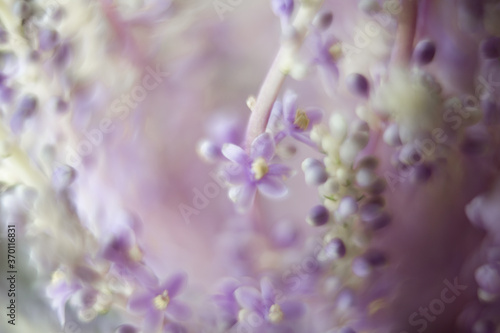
top-left (46, 280), bottom-right (81, 325)
top-left (234, 286), bottom-right (263, 312)
top-left (222, 164), bottom-right (246, 184)
top-left (144, 310), bottom-right (164, 333)
top-left (260, 278), bottom-right (276, 307)
top-left (303, 108), bottom-right (323, 130)
top-left (267, 164), bottom-right (293, 178)
top-left (250, 133), bottom-right (275, 161)
top-left (318, 62), bottom-right (339, 93)
top-left (257, 177), bottom-right (288, 198)
top-left (280, 300), bottom-right (305, 319)
top-left (130, 263), bottom-right (159, 287)
top-left (283, 90), bottom-right (297, 124)
top-left (163, 322), bottom-right (188, 333)
top-left (222, 144), bottom-right (249, 165)
top-left (267, 100), bottom-right (284, 131)
top-left (230, 184), bottom-right (257, 211)
top-left (166, 300), bottom-right (192, 321)
top-left (128, 292), bottom-right (153, 313)
top-left (160, 272), bottom-right (187, 298)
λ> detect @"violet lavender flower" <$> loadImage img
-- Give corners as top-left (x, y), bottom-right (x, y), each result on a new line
top-left (3, 0), bottom-right (500, 332)
top-left (234, 277), bottom-right (305, 332)
top-left (102, 228), bottom-right (158, 287)
top-left (221, 132), bottom-right (293, 211)
top-left (268, 90), bottom-right (324, 147)
top-left (128, 273), bottom-right (191, 332)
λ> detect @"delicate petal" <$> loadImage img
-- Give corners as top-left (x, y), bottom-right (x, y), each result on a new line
top-left (274, 130), bottom-right (287, 144)
top-left (166, 300), bottom-right (192, 321)
top-left (163, 323), bottom-right (188, 333)
top-left (230, 184), bottom-right (257, 212)
top-left (222, 164), bottom-right (246, 184)
top-left (128, 292), bottom-right (153, 313)
top-left (303, 107), bottom-right (323, 130)
top-left (267, 164), bottom-right (293, 178)
top-left (280, 300), bottom-right (305, 319)
top-left (257, 177), bottom-right (288, 198)
top-left (267, 100), bottom-right (284, 131)
top-left (46, 281), bottom-right (81, 325)
top-left (260, 277), bottom-right (276, 307)
top-left (161, 272), bottom-right (187, 298)
top-left (144, 310), bottom-right (164, 333)
top-left (318, 62), bottom-right (339, 95)
top-left (283, 90), bottom-right (298, 124)
top-left (130, 263), bottom-right (159, 287)
top-left (234, 286), bottom-right (263, 312)
top-left (251, 132), bottom-right (275, 161)
top-left (222, 143), bottom-right (250, 165)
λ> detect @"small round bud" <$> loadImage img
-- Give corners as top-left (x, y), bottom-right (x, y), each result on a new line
top-left (301, 157), bottom-right (322, 171)
top-left (329, 113), bottom-right (348, 141)
top-left (346, 73), bottom-right (369, 97)
top-left (413, 39), bottom-right (436, 65)
top-left (338, 196), bottom-right (358, 218)
top-left (352, 249), bottom-right (387, 277)
top-left (197, 140), bottom-right (220, 162)
top-left (323, 238), bottom-right (346, 259)
top-left (304, 164), bottom-right (328, 186)
top-left (357, 156), bottom-right (378, 170)
top-left (481, 37), bottom-right (500, 59)
top-left (356, 168), bottom-right (377, 188)
top-left (313, 11), bottom-right (333, 30)
top-left (410, 163), bottom-right (434, 183)
top-left (383, 123), bottom-right (402, 146)
top-left (306, 205), bottom-right (330, 226)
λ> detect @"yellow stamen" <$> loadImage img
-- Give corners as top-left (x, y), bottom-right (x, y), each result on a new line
top-left (153, 290), bottom-right (170, 310)
top-left (51, 270), bottom-right (65, 284)
top-left (294, 109), bottom-right (310, 131)
top-left (128, 245), bottom-right (143, 262)
top-left (329, 42), bottom-right (343, 60)
top-left (251, 157), bottom-right (269, 180)
top-left (268, 304), bottom-right (284, 324)
top-left (247, 96), bottom-right (256, 112)
top-left (368, 298), bottom-right (386, 315)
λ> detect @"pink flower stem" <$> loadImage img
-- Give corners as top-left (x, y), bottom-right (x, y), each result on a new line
top-left (390, 0), bottom-right (419, 66)
top-left (244, 1), bottom-right (324, 151)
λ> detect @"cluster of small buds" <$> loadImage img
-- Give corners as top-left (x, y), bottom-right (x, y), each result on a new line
top-left (2, 0), bottom-right (500, 331)
top-left (306, 114), bottom-right (390, 283)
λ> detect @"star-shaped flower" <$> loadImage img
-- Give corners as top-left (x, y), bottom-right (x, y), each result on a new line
top-left (128, 273), bottom-right (191, 332)
top-left (268, 90), bottom-right (323, 147)
top-left (221, 133), bottom-right (293, 212)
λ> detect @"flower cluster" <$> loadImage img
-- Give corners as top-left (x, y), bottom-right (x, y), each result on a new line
top-left (1, 0), bottom-right (500, 332)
